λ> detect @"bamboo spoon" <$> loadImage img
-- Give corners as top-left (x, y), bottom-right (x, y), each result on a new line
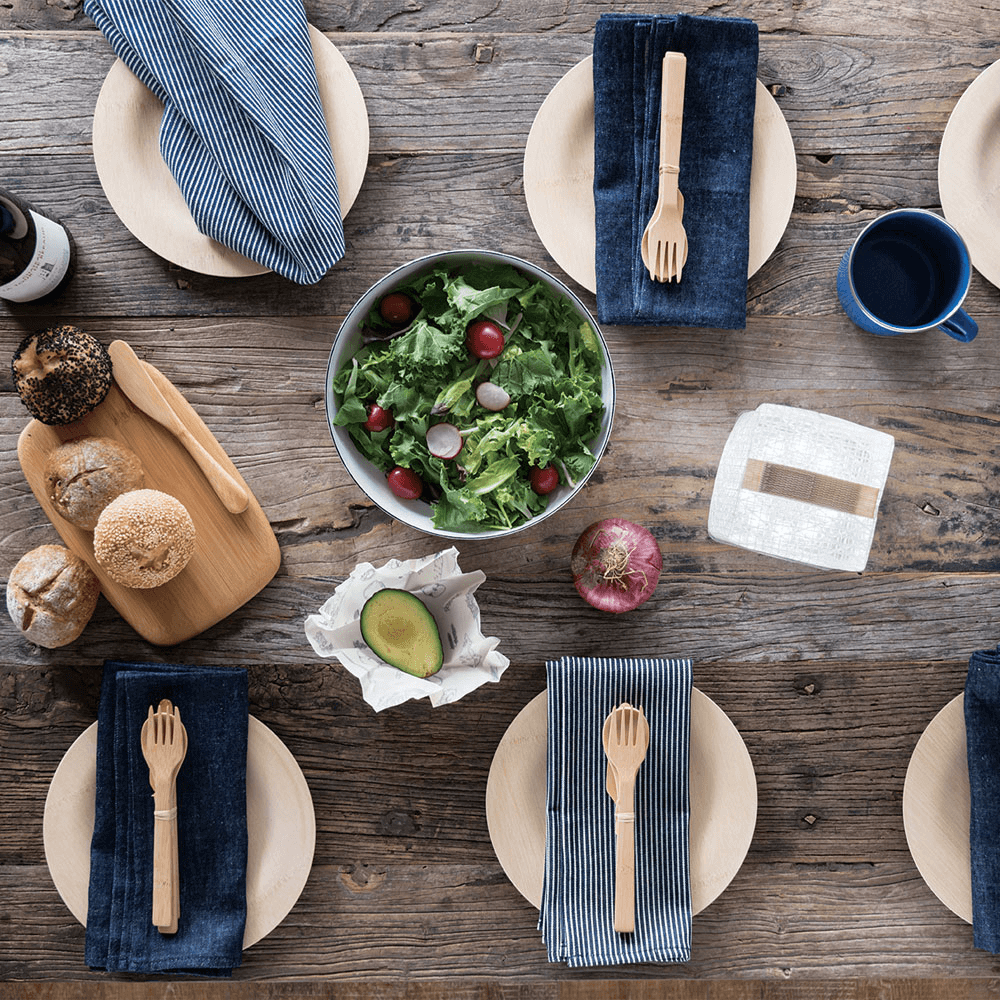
top-left (640, 52), bottom-right (689, 283)
top-left (603, 702), bottom-right (651, 933)
top-left (140, 699), bottom-right (188, 934)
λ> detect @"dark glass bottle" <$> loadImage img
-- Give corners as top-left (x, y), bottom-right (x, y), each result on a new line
top-left (0, 189), bottom-right (74, 303)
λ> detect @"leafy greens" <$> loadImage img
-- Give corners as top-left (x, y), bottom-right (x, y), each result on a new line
top-left (332, 261), bottom-right (605, 532)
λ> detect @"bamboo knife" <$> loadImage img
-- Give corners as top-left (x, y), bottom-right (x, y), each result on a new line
top-left (108, 340), bottom-right (250, 515)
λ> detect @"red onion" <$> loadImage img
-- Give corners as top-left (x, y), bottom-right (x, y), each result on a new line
top-left (570, 518), bottom-right (662, 613)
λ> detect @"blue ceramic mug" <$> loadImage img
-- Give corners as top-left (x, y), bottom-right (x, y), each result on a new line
top-left (837, 208), bottom-right (977, 343)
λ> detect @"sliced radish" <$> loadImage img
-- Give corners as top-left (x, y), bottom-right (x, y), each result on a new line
top-left (475, 381), bottom-right (511, 411)
top-left (426, 422), bottom-right (464, 459)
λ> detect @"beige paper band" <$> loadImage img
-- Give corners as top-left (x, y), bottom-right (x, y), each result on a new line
top-left (742, 459), bottom-right (879, 519)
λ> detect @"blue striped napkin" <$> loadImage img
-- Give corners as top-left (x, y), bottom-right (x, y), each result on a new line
top-left (84, 0), bottom-right (345, 283)
top-left (541, 656), bottom-right (692, 966)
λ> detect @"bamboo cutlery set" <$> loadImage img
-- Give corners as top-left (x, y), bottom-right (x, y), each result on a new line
top-left (603, 702), bottom-right (651, 933)
top-left (140, 699), bottom-right (188, 934)
top-left (642, 52), bottom-right (689, 284)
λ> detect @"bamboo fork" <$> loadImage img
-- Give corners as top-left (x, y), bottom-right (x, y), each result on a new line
top-left (140, 699), bottom-right (188, 934)
top-left (640, 52), bottom-right (689, 283)
top-left (603, 702), bottom-right (651, 933)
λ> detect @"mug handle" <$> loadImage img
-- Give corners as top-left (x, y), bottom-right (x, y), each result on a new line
top-left (942, 308), bottom-right (978, 343)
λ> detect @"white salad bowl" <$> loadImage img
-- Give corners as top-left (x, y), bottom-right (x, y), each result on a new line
top-left (325, 249), bottom-right (616, 540)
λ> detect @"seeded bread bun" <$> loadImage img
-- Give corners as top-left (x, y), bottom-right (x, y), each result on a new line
top-left (7, 544), bottom-right (100, 648)
top-left (93, 489), bottom-right (195, 589)
top-left (11, 325), bottom-right (113, 425)
top-left (45, 436), bottom-right (145, 530)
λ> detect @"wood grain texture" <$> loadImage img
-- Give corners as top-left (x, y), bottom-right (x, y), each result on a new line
top-left (3, 984), bottom-right (1000, 1000)
top-left (5, 0), bottom-right (1000, 991)
top-left (6, 0), bottom-right (1000, 39)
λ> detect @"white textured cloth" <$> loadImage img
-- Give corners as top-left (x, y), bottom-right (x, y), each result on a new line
top-left (541, 656), bottom-right (692, 966)
top-left (708, 403), bottom-right (895, 571)
top-left (85, 0), bottom-right (344, 283)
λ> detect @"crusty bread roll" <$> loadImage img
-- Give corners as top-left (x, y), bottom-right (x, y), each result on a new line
top-left (11, 325), bottom-right (113, 426)
top-left (6, 544), bottom-right (100, 648)
top-left (93, 489), bottom-right (196, 589)
top-left (45, 436), bottom-right (145, 530)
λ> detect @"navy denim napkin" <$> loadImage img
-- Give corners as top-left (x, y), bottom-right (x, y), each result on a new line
top-left (85, 661), bottom-right (248, 974)
top-left (84, 0), bottom-right (344, 284)
top-left (540, 656), bottom-right (692, 966)
top-left (593, 13), bottom-right (759, 329)
top-left (965, 647), bottom-right (1000, 952)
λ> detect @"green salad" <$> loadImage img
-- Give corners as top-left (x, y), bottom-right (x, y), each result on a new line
top-left (331, 261), bottom-right (606, 532)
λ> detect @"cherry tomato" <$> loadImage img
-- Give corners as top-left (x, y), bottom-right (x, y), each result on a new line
top-left (466, 319), bottom-right (505, 359)
top-left (379, 292), bottom-right (415, 326)
top-left (530, 464), bottom-right (560, 495)
top-left (387, 466), bottom-right (423, 500)
top-left (363, 403), bottom-right (394, 433)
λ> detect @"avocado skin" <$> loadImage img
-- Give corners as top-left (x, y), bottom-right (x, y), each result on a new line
top-left (359, 588), bottom-right (444, 677)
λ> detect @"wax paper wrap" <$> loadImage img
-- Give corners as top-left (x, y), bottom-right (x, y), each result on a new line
top-left (304, 547), bottom-right (509, 710)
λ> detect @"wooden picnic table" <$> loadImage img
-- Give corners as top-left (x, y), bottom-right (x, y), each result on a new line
top-left (3, 1), bottom-right (1000, 997)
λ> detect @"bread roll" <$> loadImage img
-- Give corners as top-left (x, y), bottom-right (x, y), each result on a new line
top-left (93, 489), bottom-right (196, 589)
top-left (11, 325), bottom-right (113, 426)
top-left (45, 436), bottom-right (145, 530)
top-left (7, 544), bottom-right (100, 648)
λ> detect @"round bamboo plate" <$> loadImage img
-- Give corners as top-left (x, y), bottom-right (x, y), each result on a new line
top-left (939, 58), bottom-right (1000, 289)
top-left (485, 687), bottom-right (757, 913)
top-left (523, 56), bottom-right (797, 293)
top-left (92, 25), bottom-right (369, 277)
top-left (43, 715), bottom-right (315, 948)
top-left (902, 693), bottom-right (972, 923)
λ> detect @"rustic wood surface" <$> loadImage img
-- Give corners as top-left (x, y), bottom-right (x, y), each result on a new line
top-left (4, 0), bottom-right (1000, 994)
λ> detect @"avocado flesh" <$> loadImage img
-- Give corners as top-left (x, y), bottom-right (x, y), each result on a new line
top-left (360, 588), bottom-right (444, 677)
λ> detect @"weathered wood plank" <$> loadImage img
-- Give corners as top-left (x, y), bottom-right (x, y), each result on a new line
top-left (0, 146), bottom-right (997, 319)
top-left (0, 566), bottom-right (987, 671)
top-left (0, 985), bottom-right (554, 1000)
top-left (0, 656), bottom-right (965, 874)
top-left (6, 0), bottom-right (1000, 40)
top-left (0, 859), bottom-right (992, 979)
top-left (4, 981), bottom-right (1000, 1000)
top-left (0, 27), bottom-right (993, 170)
top-left (2, 32), bottom-right (998, 158)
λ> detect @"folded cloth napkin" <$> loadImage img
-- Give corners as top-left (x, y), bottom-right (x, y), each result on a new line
top-left (593, 13), bottom-right (759, 329)
top-left (540, 656), bottom-right (692, 966)
top-left (84, 0), bottom-right (344, 284)
top-left (965, 647), bottom-right (1000, 952)
top-left (85, 661), bottom-right (249, 974)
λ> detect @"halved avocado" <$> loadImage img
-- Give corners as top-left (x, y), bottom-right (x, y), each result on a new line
top-left (359, 588), bottom-right (444, 678)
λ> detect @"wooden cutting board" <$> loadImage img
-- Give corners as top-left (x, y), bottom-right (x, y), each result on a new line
top-left (17, 355), bottom-right (281, 645)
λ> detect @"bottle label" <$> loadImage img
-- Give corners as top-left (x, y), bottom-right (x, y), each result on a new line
top-left (0, 210), bottom-right (71, 302)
